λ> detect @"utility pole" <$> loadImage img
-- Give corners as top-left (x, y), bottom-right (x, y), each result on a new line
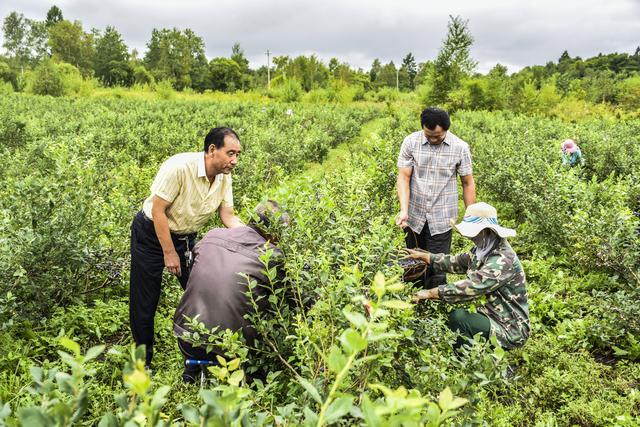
top-left (396, 68), bottom-right (399, 91)
top-left (265, 49), bottom-right (271, 91)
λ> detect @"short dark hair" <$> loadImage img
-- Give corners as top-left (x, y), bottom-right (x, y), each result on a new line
top-left (251, 200), bottom-right (290, 230)
top-left (204, 127), bottom-right (239, 152)
top-left (420, 107), bottom-right (451, 131)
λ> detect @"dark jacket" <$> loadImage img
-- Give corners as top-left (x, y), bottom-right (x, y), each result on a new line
top-left (173, 226), bottom-right (281, 350)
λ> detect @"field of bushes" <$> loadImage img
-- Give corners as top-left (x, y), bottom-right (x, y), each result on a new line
top-left (0, 92), bottom-right (639, 426)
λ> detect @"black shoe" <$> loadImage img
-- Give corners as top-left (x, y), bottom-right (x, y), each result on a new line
top-left (182, 365), bottom-right (201, 384)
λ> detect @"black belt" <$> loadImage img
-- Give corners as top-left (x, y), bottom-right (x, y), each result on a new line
top-left (139, 211), bottom-right (196, 238)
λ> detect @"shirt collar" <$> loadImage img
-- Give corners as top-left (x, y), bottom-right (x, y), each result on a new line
top-left (420, 131), bottom-right (451, 146)
top-left (197, 153), bottom-right (207, 178)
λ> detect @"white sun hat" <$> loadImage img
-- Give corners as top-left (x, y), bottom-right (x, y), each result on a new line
top-left (453, 202), bottom-right (516, 238)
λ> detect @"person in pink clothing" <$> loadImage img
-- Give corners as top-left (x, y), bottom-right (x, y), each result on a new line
top-left (561, 139), bottom-right (584, 167)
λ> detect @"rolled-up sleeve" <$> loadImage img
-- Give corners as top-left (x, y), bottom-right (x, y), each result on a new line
top-left (457, 144), bottom-right (473, 177)
top-left (397, 137), bottom-right (415, 168)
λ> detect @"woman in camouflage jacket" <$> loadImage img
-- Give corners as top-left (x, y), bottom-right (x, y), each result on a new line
top-left (408, 202), bottom-right (529, 350)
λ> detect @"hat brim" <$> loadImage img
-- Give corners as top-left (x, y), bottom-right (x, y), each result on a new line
top-left (454, 221), bottom-right (516, 238)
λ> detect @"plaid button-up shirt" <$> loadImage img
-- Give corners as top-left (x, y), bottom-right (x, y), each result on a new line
top-left (397, 130), bottom-right (473, 235)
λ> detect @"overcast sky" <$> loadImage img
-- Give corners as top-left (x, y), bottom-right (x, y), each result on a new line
top-left (2, 0), bottom-right (639, 73)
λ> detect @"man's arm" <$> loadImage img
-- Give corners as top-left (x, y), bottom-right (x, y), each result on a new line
top-left (219, 206), bottom-right (244, 228)
top-left (396, 167), bottom-right (413, 227)
top-left (151, 195), bottom-right (182, 276)
top-left (460, 174), bottom-right (476, 207)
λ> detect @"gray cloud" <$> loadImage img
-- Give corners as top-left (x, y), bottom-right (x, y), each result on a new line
top-left (2, 0), bottom-right (638, 73)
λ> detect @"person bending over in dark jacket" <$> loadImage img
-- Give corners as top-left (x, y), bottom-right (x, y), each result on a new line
top-left (173, 200), bottom-right (289, 383)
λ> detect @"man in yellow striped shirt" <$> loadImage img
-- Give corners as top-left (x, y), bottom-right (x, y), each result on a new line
top-left (130, 127), bottom-right (244, 368)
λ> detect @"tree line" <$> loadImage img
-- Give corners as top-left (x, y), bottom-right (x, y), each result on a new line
top-left (2, 6), bottom-right (639, 112)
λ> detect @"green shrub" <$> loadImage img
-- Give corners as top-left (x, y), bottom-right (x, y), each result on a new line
top-left (276, 78), bottom-right (303, 102)
top-left (27, 60), bottom-right (65, 97)
top-left (133, 65), bottom-right (155, 86)
top-left (154, 79), bottom-right (175, 100)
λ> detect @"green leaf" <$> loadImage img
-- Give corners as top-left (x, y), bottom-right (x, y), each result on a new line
top-left (367, 331), bottom-right (400, 342)
top-left (227, 358), bottom-right (241, 371)
top-left (449, 397), bottom-right (468, 411)
top-left (360, 394), bottom-right (380, 426)
top-left (85, 345), bottom-right (106, 362)
top-left (150, 386), bottom-right (171, 409)
top-left (324, 396), bottom-right (354, 424)
top-left (18, 407), bottom-right (50, 427)
top-left (425, 402), bottom-right (441, 421)
top-left (181, 405), bottom-right (201, 425)
top-left (228, 369), bottom-right (244, 386)
top-left (438, 387), bottom-right (467, 412)
top-left (59, 337), bottom-right (81, 357)
top-left (493, 346), bottom-right (505, 361)
top-left (612, 346), bottom-right (628, 356)
top-left (438, 386), bottom-right (453, 411)
top-left (372, 272), bottom-right (386, 299)
top-left (216, 355), bottom-right (227, 366)
top-left (327, 345), bottom-right (347, 373)
top-left (298, 377), bottom-right (323, 404)
top-left (343, 309), bottom-right (367, 329)
top-left (381, 300), bottom-right (413, 310)
top-left (340, 328), bottom-right (367, 354)
top-left (303, 406), bottom-right (319, 426)
top-left (123, 367), bottom-right (151, 396)
top-left (385, 282), bottom-right (405, 292)
top-left (98, 413), bottom-right (118, 427)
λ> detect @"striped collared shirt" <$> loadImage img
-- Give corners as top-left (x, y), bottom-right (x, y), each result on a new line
top-left (397, 130), bottom-right (472, 235)
top-left (142, 152), bottom-right (233, 234)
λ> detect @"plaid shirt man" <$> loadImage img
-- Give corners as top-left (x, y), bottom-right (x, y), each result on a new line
top-left (397, 131), bottom-right (473, 235)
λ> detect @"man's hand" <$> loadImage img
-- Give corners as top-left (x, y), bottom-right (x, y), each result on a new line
top-left (164, 250), bottom-right (181, 276)
top-left (404, 248), bottom-right (431, 264)
top-left (412, 288), bottom-right (439, 303)
top-left (395, 210), bottom-right (409, 228)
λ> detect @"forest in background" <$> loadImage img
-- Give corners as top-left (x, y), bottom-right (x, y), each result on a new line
top-left (2, 6), bottom-right (640, 116)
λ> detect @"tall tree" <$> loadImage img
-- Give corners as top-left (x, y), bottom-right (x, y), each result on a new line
top-left (230, 42), bottom-right (249, 72)
top-left (273, 55), bottom-right (329, 91)
top-left (27, 19), bottom-right (49, 60)
top-left (429, 15), bottom-right (476, 104)
top-left (402, 52), bottom-right (417, 89)
top-left (94, 26), bottom-right (131, 86)
top-left (48, 20), bottom-right (95, 76)
top-left (328, 57), bottom-right (339, 76)
top-left (144, 27), bottom-right (208, 90)
top-left (45, 5), bottom-right (63, 28)
top-left (208, 57), bottom-right (242, 91)
top-left (375, 61), bottom-right (397, 88)
top-left (369, 58), bottom-right (381, 83)
top-left (2, 12), bottom-right (29, 65)
top-left (485, 63), bottom-right (511, 110)
top-left (230, 42), bottom-right (250, 90)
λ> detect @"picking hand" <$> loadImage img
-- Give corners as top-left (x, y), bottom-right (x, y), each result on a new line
top-left (412, 288), bottom-right (438, 303)
top-left (403, 248), bottom-right (431, 264)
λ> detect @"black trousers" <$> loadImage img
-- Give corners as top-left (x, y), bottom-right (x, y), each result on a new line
top-left (129, 211), bottom-right (195, 366)
top-left (405, 221), bottom-right (452, 289)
